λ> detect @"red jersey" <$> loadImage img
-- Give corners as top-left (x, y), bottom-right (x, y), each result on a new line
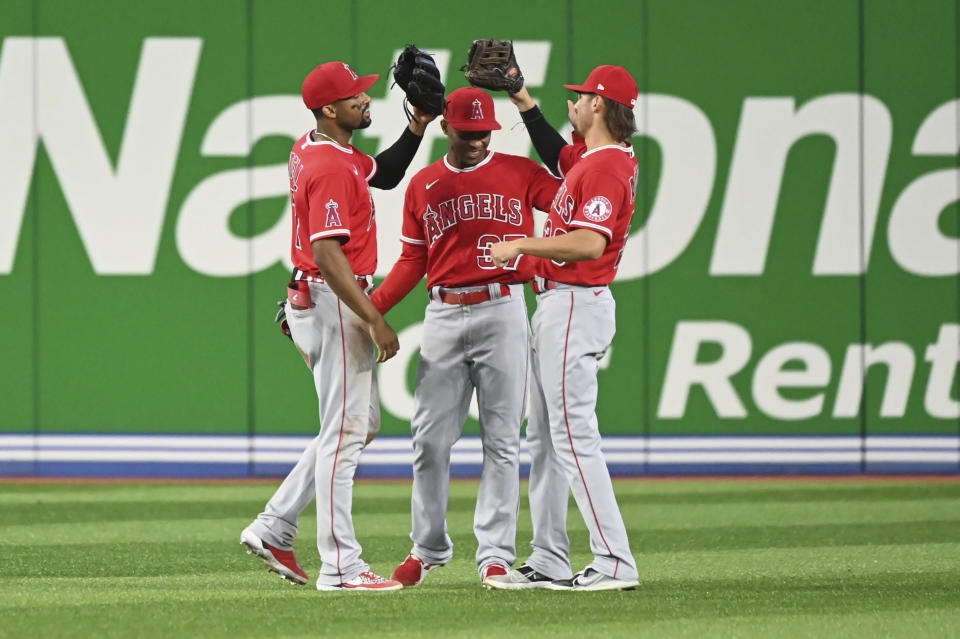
top-left (287, 131), bottom-right (378, 280)
top-left (400, 151), bottom-right (559, 288)
top-left (538, 139), bottom-right (639, 286)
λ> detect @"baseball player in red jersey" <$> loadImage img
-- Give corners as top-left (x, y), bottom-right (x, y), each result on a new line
top-left (368, 87), bottom-right (560, 588)
top-left (240, 61), bottom-right (437, 592)
top-left (488, 66), bottom-right (640, 591)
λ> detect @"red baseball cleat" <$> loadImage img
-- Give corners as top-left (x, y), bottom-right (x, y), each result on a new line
top-left (240, 526), bottom-right (308, 585)
top-left (391, 553), bottom-right (440, 587)
top-left (316, 571), bottom-right (403, 591)
top-left (480, 562), bottom-right (509, 588)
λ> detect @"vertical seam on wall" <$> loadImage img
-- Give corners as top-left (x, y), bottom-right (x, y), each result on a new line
top-left (31, 0), bottom-right (40, 476)
top-left (350, 0), bottom-right (358, 67)
top-left (641, 0), bottom-right (650, 473)
top-left (245, 0), bottom-right (256, 476)
top-left (566, 0), bottom-right (573, 82)
top-left (857, 0), bottom-right (868, 473)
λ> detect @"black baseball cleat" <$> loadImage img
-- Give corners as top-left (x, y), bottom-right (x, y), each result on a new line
top-left (546, 567), bottom-right (639, 591)
top-left (483, 563), bottom-right (558, 590)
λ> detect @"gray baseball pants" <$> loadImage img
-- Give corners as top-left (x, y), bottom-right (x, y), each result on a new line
top-left (408, 283), bottom-right (528, 574)
top-left (246, 281), bottom-right (379, 587)
top-left (524, 284), bottom-right (638, 581)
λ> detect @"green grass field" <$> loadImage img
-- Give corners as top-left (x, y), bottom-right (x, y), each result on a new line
top-left (2, 478), bottom-right (960, 638)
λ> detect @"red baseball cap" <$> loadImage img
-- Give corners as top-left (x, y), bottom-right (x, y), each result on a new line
top-left (563, 65), bottom-right (638, 107)
top-left (301, 61), bottom-right (379, 109)
top-left (443, 87), bottom-right (501, 131)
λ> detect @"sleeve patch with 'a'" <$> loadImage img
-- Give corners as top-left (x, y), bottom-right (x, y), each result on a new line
top-left (582, 195), bottom-right (613, 222)
top-left (325, 199), bottom-right (343, 227)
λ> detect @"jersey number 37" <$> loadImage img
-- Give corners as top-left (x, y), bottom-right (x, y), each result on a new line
top-left (477, 234), bottom-right (525, 270)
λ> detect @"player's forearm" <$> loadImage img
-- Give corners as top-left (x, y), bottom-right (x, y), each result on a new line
top-left (369, 128), bottom-right (423, 190)
top-left (407, 115), bottom-right (430, 136)
top-left (370, 248), bottom-right (427, 315)
top-left (510, 229), bottom-right (607, 262)
top-left (509, 87), bottom-right (537, 112)
top-left (519, 105), bottom-right (567, 177)
top-left (312, 240), bottom-right (386, 325)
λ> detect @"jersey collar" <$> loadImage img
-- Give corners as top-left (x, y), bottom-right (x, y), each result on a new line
top-left (442, 150), bottom-right (496, 173)
top-left (302, 130), bottom-right (354, 153)
top-left (581, 144), bottom-right (634, 159)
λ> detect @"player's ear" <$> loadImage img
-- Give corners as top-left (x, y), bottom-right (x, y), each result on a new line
top-left (320, 103), bottom-right (338, 119)
top-left (440, 119), bottom-right (449, 136)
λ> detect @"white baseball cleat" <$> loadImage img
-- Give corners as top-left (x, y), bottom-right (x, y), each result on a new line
top-left (483, 563), bottom-right (557, 590)
top-left (240, 526), bottom-right (309, 585)
top-left (316, 571), bottom-right (403, 592)
top-left (545, 567), bottom-right (638, 591)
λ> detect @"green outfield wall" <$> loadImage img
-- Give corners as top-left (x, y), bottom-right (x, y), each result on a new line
top-left (1, 0), bottom-right (958, 444)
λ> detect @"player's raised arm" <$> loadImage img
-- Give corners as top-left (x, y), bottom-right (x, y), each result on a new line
top-left (462, 39), bottom-right (569, 176)
top-left (511, 89), bottom-right (568, 177)
top-left (369, 45), bottom-right (444, 190)
top-left (369, 107), bottom-right (438, 190)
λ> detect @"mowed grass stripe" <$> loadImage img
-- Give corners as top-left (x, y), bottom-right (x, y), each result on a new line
top-left (3, 477), bottom-right (959, 501)
top-left (3, 541), bottom-right (958, 606)
top-left (5, 482), bottom-right (960, 526)
top-left (1, 479), bottom-right (958, 638)
top-left (3, 570), bottom-right (958, 638)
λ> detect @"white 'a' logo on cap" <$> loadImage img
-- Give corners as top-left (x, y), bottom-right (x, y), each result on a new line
top-left (597, 83), bottom-right (605, 90)
top-left (470, 98), bottom-right (483, 120)
top-left (342, 63), bottom-right (358, 80)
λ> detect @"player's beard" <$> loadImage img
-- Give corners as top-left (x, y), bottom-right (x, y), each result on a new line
top-left (343, 104), bottom-right (372, 131)
top-left (357, 107), bottom-right (372, 129)
top-left (345, 114), bottom-right (372, 132)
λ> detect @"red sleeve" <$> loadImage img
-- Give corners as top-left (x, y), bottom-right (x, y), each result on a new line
top-left (558, 133), bottom-right (586, 177)
top-left (399, 184), bottom-right (426, 245)
top-left (569, 170), bottom-right (629, 240)
top-left (306, 173), bottom-right (354, 243)
top-left (356, 149), bottom-right (378, 183)
top-left (526, 160), bottom-right (562, 212)
top-left (370, 241), bottom-right (427, 314)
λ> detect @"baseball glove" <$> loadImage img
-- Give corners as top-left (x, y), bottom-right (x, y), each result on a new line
top-left (275, 300), bottom-right (291, 341)
top-left (392, 44), bottom-right (445, 119)
top-left (462, 39), bottom-right (524, 94)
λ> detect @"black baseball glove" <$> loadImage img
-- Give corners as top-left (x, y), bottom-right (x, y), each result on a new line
top-left (392, 44), bottom-right (445, 119)
top-left (462, 39), bottom-right (524, 94)
top-left (275, 300), bottom-right (291, 341)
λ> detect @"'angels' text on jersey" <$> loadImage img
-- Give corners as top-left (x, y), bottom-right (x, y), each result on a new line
top-left (398, 151), bottom-right (560, 289)
top-left (424, 193), bottom-right (524, 247)
top-left (550, 182), bottom-right (576, 224)
top-left (288, 152), bottom-right (304, 192)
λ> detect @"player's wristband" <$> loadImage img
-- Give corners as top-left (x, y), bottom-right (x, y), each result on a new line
top-left (288, 281), bottom-right (313, 308)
